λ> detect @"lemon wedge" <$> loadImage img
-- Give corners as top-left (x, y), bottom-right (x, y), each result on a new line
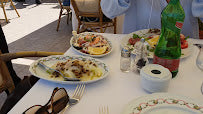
top-left (88, 46), bottom-right (108, 55)
top-left (147, 35), bottom-right (159, 48)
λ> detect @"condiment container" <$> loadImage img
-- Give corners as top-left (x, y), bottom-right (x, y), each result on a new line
top-left (132, 38), bottom-right (148, 73)
top-left (140, 64), bottom-right (172, 93)
top-left (120, 47), bottom-right (131, 72)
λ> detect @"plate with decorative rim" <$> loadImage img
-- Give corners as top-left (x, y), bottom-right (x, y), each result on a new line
top-left (29, 55), bottom-right (109, 84)
top-left (122, 93), bottom-right (203, 114)
top-left (70, 32), bottom-right (113, 58)
top-left (121, 29), bottom-right (194, 59)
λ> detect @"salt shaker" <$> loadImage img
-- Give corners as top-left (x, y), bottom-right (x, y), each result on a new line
top-left (120, 47), bottom-right (131, 72)
top-left (132, 38), bottom-right (149, 72)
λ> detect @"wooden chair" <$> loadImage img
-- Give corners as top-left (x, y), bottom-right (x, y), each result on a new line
top-left (56, 0), bottom-right (72, 31)
top-left (0, 51), bottom-right (64, 95)
top-left (71, 0), bottom-right (116, 34)
top-left (0, 0), bottom-right (20, 23)
top-left (0, 25), bottom-right (63, 113)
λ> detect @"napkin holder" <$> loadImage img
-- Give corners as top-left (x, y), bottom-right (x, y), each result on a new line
top-left (140, 64), bottom-right (172, 93)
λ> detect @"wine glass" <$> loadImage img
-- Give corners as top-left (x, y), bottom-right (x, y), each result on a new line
top-left (194, 44), bottom-right (203, 71)
top-left (194, 44), bottom-right (203, 95)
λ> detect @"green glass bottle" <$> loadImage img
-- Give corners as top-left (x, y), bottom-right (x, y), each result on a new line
top-left (153, 0), bottom-right (185, 78)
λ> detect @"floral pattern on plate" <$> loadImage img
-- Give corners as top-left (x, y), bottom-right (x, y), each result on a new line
top-left (122, 93), bottom-right (203, 114)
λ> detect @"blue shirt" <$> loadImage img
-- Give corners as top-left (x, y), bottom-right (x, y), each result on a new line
top-left (101, 0), bottom-right (203, 38)
top-left (63, 0), bottom-right (70, 6)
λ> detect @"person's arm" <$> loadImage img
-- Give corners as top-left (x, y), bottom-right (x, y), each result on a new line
top-left (100, 0), bottom-right (131, 19)
top-left (192, 0), bottom-right (203, 21)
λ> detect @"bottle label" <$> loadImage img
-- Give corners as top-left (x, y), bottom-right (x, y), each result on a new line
top-left (153, 55), bottom-right (180, 72)
top-left (175, 22), bottom-right (183, 29)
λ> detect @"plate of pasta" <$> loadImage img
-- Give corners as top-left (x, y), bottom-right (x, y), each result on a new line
top-left (29, 55), bottom-right (109, 84)
top-left (70, 32), bottom-right (112, 57)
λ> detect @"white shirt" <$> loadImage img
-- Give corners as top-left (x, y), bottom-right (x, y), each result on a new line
top-left (101, 0), bottom-right (203, 38)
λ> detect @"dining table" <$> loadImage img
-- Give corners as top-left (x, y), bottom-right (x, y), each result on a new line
top-left (8, 33), bottom-right (203, 114)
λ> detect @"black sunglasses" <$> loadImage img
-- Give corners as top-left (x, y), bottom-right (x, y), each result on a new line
top-left (23, 87), bottom-right (69, 114)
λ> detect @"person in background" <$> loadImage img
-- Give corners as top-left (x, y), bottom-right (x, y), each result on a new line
top-left (101, 0), bottom-right (203, 39)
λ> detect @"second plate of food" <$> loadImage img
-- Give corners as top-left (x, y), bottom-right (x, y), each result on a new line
top-left (70, 32), bottom-right (113, 57)
top-left (121, 29), bottom-right (193, 59)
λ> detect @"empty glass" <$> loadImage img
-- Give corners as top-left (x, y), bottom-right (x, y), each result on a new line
top-left (194, 44), bottom-right (203, 71)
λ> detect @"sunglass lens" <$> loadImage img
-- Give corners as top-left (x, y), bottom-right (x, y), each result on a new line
top-left (52, 88), bottom-right (69, 113)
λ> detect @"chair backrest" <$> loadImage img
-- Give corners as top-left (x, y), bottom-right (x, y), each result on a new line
top-left (71, 0), bottom-right (102, 18)
top-left (75, 0), bottom-right (99, 13)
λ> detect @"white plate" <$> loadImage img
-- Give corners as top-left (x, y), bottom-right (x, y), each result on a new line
top-left (121, 29), bottom-right (194, 59)
top-left (70, 32), bottom-right (113, 58)
top-left (29, 55), bottom-right (109, 84)
top-left (122, 93), bottom-right (203, 114)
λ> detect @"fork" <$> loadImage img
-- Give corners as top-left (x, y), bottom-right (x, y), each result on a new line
top-left (99, 106), bottom-right (109, 114)
top-left (61, 84), bottom-right (85, 114)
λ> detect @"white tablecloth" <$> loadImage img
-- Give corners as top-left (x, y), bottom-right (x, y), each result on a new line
top-left (8, 33), bottom-right (203, 114)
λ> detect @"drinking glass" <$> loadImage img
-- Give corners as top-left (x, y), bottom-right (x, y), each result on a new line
top-left (194, 44), bottom-right (203, 71)
top-left (194, 44), bottom-right (203, 95)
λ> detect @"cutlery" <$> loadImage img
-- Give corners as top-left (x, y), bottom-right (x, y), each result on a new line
top-left (38, 62), bottom-right (80, 81)
top-left (61, 84), bottom-right (85, 114)
top-left (99, 106), bottom-right (109, 114)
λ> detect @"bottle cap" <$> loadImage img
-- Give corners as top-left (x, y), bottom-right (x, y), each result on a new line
top-left (121, 47), bottom-right (131, 57)
top-left (140, 38), bottom-right (145, 43)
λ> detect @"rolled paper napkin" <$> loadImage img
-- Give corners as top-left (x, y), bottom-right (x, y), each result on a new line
top-left (140, 64), bottom-right (172, 93)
